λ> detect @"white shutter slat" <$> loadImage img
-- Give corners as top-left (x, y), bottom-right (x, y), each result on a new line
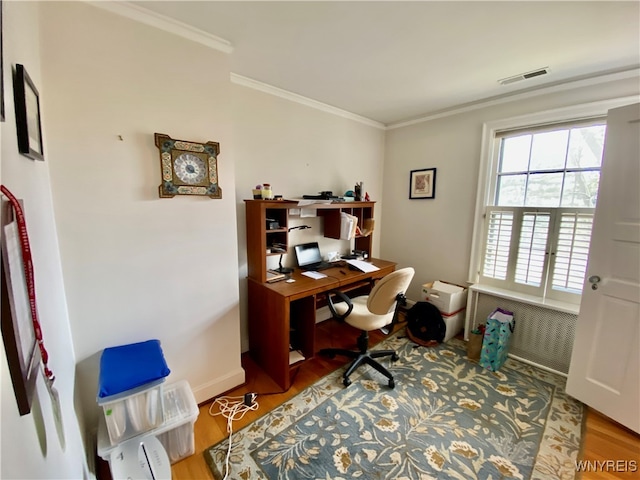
top-left (515, 212), bottom-right (550, 287)
top-left (482, 210), bottom-right (513, 280)
top-left (552, 212), bottom-right (595, 293)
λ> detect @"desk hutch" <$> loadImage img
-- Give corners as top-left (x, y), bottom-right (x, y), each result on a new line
top-left (244, 200), bottom-right (396, 389)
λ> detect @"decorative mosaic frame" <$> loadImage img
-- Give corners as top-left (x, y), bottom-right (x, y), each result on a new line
top-left (154, 133), bottom-right (222, 199)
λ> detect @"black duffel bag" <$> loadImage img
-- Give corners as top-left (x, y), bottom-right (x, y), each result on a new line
top-left (406, 301), bottom-right (446, 347)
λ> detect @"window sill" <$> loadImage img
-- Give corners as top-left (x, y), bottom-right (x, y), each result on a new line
top-left (469, 284), bottom-right (580, 315)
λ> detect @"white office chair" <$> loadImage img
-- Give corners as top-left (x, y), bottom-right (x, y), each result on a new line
top-left (320, 267), bottom-right (415, 388)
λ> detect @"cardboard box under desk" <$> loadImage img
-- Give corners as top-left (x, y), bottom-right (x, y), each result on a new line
top-left (421, 280), bottom-right (467, 316)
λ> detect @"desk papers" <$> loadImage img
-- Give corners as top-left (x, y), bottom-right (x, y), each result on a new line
top-left (288, 350), bottom-right (305, 364)
top-left (346, 259), bottom-right (380, 273)
top-left (302, 271), bottom-right (327, 280)
top-left (340, 212), bottom-right (358, 240)
top-left (295, 199), bottom-right (332, 218)
top-left (266, 270), bottom-right (286, 283)
top-left (432, 280), bottom-right (465, 294)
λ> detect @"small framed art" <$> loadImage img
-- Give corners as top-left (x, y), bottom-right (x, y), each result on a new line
top-left (409, 168), bottom-right (436, 199)
top-left (13, 64), bottom-right (44, 161)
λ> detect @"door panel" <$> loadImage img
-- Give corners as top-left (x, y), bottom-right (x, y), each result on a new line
top-left (566, 103), bottom-right (640, 433)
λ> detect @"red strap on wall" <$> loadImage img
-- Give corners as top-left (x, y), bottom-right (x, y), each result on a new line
top-left (1, 185), bottom-right (54, 381)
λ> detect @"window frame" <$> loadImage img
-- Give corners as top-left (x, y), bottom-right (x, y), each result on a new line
top-left (468, 97), bottom-right (637, 308)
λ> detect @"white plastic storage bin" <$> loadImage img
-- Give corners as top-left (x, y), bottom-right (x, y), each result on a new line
top-left (156, 380), bottom-right (199, 463)
top-left (98, 379), bottom-right (165, 445)
top-left (97, 380), bottom-right (199, 466)
top-left (158, 422), bottom-right (195, 464)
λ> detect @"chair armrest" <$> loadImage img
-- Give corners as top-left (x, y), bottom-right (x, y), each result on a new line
top-left (327, 290), bottom-right (354, 321)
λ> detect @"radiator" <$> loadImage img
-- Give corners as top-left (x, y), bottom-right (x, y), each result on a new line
top-left (466, 292), bottom-right (577, 375)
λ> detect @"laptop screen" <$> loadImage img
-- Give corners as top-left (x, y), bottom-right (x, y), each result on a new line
top-left (294, 242), bottom-right (323, 267)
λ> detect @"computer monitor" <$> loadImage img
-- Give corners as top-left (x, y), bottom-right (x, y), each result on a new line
top-left (293, 242), bottom-right (323, 268)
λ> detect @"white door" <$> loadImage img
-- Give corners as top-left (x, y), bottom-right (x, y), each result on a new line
top-left (566, 103), bottom-right (640, 433)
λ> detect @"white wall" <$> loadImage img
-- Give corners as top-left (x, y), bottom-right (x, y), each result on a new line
top-left (1, 2), bottom-right (88, 478)
top-left (232, 84), bottom-right (386, 350)
top-left (382, 77), bottom-right (640, 301)
top-left (2, 3), bottom-right (636, 478)
top-left (39, 0), bottom-right (243, 433)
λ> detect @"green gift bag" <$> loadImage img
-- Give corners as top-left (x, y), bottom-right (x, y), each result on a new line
top-left (479, 308), bottom-right (515, 371)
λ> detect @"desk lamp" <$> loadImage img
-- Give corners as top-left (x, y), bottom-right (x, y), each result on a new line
top-left (275, 225), bottom-right (311, 274)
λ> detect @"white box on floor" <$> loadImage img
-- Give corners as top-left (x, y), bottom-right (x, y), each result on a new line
top-left (422, 280), bottom-right (467, 316)
top-left (442, 310), bottom-right (465, 343)
top-left (98, 380), bottom-right (199, 466)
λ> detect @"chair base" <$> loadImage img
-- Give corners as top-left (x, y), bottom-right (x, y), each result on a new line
top-left (320, 331), bottom-right (398, 388)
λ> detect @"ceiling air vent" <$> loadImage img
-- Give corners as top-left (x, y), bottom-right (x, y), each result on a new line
top-left (498, 67), bottom-right (549, 85)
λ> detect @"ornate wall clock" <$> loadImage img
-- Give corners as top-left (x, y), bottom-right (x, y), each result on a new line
top-left (154, 133), bottom-right (222, 199)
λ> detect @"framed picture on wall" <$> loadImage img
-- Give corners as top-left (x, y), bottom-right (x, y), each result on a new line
top-left (409, 168), bottom-right (436, 199)
top-left (13, 64), bottom-right (44, 161)
top-left (1, 199), bottom-right (40, 416)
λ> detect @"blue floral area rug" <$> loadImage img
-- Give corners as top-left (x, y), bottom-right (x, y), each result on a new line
top-left (204, 332), bottom-right (583, 479)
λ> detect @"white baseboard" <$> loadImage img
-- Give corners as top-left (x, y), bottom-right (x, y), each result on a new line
top-left (191, 367), bottom-right (246, 404)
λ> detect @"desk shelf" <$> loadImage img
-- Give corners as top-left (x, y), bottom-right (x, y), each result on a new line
top-left (245, 199), bottom-right (375, 283)
top-left (317, 206), bottom-right (374, 255)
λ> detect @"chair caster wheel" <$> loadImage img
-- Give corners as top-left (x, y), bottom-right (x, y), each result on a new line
top-left (391, 353), bottom-right (399, 361)
top-left (343, 378), bottom-right (352, 387)
top-left (388, 379), bottom-right (395, 389)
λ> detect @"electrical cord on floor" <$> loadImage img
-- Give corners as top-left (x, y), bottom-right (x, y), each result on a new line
top-left (208, 393), bottom-right (259, 479)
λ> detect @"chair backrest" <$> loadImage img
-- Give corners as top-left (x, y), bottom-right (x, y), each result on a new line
top-left (367, 267), bottom-right (415, 315)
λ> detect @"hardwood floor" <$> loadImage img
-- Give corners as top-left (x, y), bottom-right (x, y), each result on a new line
top-left (580, 409), bottom-right (640, 479)
top-left (166, 319), bottom-right (639, 479)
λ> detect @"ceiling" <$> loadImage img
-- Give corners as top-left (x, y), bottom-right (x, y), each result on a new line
top-left (130, 1), bottom-right (640, 126)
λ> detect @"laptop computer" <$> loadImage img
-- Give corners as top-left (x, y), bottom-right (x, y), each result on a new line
top-left (294, 242), bottom-right (333, 271)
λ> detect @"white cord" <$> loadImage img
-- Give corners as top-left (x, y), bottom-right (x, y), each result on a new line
top-left (209, 394), bottom-right (259, 480)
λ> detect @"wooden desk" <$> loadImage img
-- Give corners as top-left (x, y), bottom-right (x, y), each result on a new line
top-left (247, 258), bottom-right (396, 390)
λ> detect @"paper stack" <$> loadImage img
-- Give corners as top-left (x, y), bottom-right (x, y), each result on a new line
top-left (432, 280), bottom-right (465, 294)
top-left (340, 212), bottom-right (358, 240)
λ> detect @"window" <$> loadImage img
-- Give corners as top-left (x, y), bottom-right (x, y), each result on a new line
top-left (477, 119), bottom-right (606, 303)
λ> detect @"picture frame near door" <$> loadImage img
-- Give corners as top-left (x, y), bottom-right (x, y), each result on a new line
top-left (0, 199), bottom-right (40, 416)
top-left (13, 64), bottom-right (44, 161)
top-left (409, 168), bottom-right (436, 199)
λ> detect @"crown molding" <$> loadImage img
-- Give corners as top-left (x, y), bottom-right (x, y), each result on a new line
top-left (87, 1), bottom-right (233, 54)
top-left (388, 67), bottom-right (640, 130)
top-left (230, 73), bottom-right (386, 130)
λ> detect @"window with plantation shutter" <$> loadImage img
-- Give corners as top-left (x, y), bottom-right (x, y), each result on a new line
top-left (475, 117), bottom-right (605, 303)
top-left (480, 207), bottom-right (594, 300)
